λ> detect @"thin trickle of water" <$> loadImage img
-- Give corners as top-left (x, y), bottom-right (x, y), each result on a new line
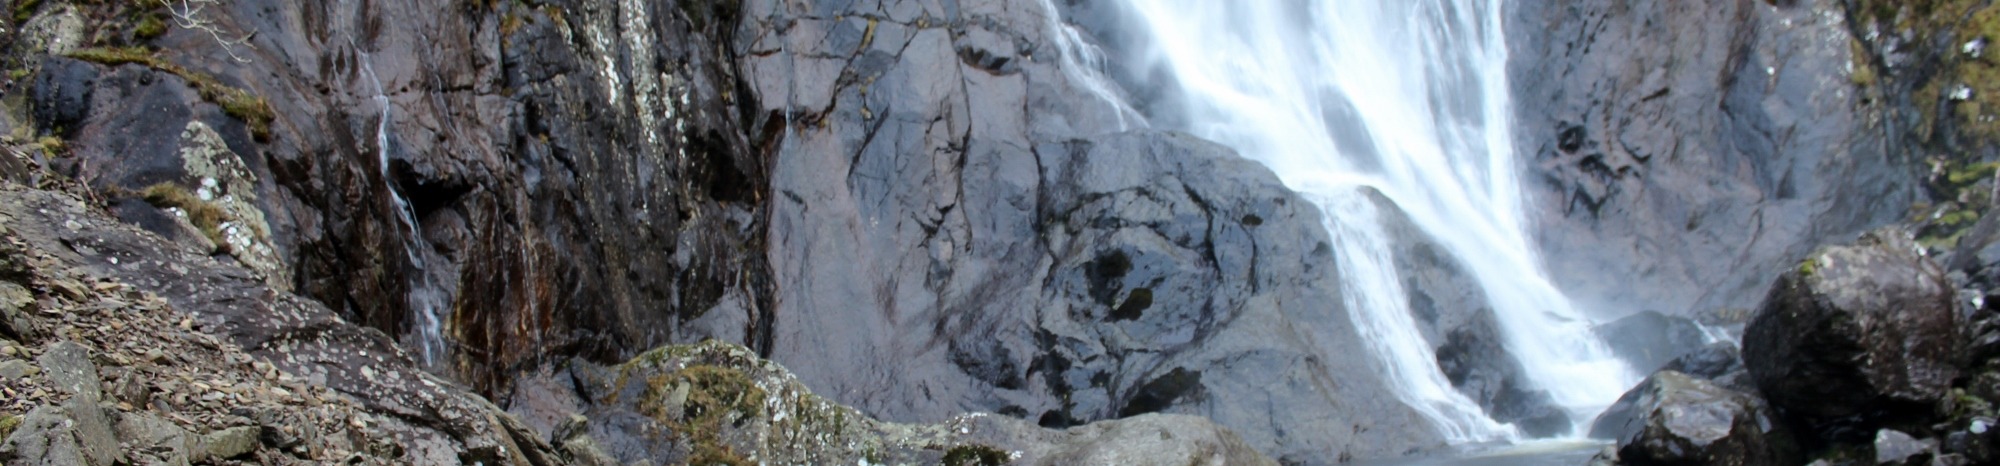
top-left (356, 44), bottom-right (447, 367)
top-left (1115, 0), bottom-right (1636, 438)
top-left (1038, 0), bottom-right (1143, 131)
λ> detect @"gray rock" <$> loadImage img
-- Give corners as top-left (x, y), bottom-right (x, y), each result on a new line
top-left (1610, 372), bottom-right (1799, 466)
top-left (1875, 428), bottom-right (1935, 465)
top-left (0, 282), bottom-right (30, 339)
top-left (0, 406), bottom-right (88, 466)
top-left (0, 359), bottom-right (35, 380)
top-left (197, 426), bottom-right (259, 461)
top-left (113, 412), bottom-right (194, 466)
top-left (1037, 414), bottom-right (1277, 466)
top-left (0, 186), bottom-right (566, 464)
top-left (744, 2), bottom-right (1440, 459)
top-left (36, 340), bottom-right (99, 402)
top-left (1744, 229), bottom-right (1962, 442)
top-left (61, 395), bottom-right (118, 466)
top-left (556, 435), bottom-right (619, 466)
top-left (1509, 0), bottom-right (1919, 321)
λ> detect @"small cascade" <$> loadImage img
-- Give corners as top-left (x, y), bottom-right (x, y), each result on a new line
top-left (1112, 0), bottom-right (1638, 439)
top-left (1037, 0), bottom-right (1144, 131)
top-left (356, 45), bottom-right (447, 367)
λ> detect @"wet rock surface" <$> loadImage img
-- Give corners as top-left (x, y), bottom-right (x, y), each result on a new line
top-left (1744, 228), bottom-right (1962, 442)
top-left (743, 0), bottom-right (1440, 461)
top-left (1603, 371), bottom-right (1800, 466)
top-left (1509, 0), bottom-right (1920, 319)
top-left (1591, 345), bottom-right (1754, 441)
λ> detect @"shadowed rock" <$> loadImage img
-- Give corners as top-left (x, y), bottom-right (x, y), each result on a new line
top-left (1606, 371), bottom-right (1799, 466)
top-left (1744, 228), bottom-right (1962, 442)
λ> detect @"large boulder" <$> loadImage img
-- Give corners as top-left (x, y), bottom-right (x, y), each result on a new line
top-left (1604, 371), bottom-right (1800, 466)
top-left (1590, 344), bottom-right (1751, 439)
top-left (1743, 229), bottom-right (1962, 441)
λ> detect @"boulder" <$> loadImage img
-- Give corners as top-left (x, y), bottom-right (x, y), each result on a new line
top-left (0, 401), bottom-right (119, 466)
top-left (36, 340), bottom-right (99, 402)
top-left (1608, 371), bottom-right (1800, 466)
top-left (1874, 428), bottom-right (1935, 466)
top-left (1590, 345), bottom-right (1751, 439)
top-left (197, 426), bottom-right (260, 461)
top-left (1595, 310), bottom-right (1708, 374)
top-left (1743, 229), bottom-right (1962, 441)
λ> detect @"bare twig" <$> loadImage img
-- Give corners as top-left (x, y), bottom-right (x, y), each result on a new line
top-left (165, 0), bottom-right (254, 63)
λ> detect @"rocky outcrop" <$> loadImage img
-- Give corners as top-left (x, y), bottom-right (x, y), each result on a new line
top-left (1744, 228), bottom-right (1962, 442)
top-left (552, 340), bottom-right (1275, 466)
top-left (1510, 0), bottom-right (1920, 319)
top-left (0, 179), bottom-right (1280, 465)
top-left (0, 183), bottom-right (566, 464)
top-left (1599, 371), bottom-right (1800, 466)
top-left (4, 0), bottom-right (776, 398)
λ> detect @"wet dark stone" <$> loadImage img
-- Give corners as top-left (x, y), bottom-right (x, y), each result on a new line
top-left (1606, 371), bottom-right (1800, 466)
top-left (30, 57), bottom-right (96, 136)
top-left (1744, 229), bottom-right (1961, 443)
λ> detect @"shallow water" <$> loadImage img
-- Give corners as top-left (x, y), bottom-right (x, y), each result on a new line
top-left (1354, 440), bottom-right (1606, 466)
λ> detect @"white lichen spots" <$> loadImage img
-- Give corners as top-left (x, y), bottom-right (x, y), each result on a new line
top-left (19, 5), bottom-right (86, 55)
top-left (177, 120), bottom-right (289, 290)
top-left (197, 177), bottom-right (219, 201)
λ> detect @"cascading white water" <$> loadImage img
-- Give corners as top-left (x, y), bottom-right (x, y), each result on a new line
top-left (357, 46), bottom-right (447, 366)
top-left (1112, 0), bottom-right (1637, 438)
top-left (1038, 0), bottom-right (1144, 131)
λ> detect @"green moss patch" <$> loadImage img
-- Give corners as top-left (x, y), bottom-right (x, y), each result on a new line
top-left (140, 182), bottom-right (231, 251)
top-left (65, 47), bottom-right (273, 140)
top-left (942, 444), bottom-right (1010, 466)
top-left (638, 364), bottom-right (766, 466)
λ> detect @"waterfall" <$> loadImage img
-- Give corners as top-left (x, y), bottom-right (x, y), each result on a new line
top-left (1037, 0), bottom-right (1144, 131)
top-left (1109, 0), bottom-right (1637, 438)
top-left (357, 45), bottom-right (447, 367)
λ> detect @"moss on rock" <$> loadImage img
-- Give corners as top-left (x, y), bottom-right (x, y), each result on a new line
top-left (140, 182), bottom-right (230, 251)
top-left (64, 47), bottom-right (273, 140)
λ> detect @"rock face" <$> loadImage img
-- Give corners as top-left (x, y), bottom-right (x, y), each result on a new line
top-left (1509, 0), bottom-right (1920, 319)
top-left (0, 184), bottom-right (564, 465)
top-left (0, 0), bottom-right (1466, 462)
top-left (1744, 228), bottom-right (1962, 442)
top-left (7, 0), bottom-right (776, 397)
top-left (741, 0), bottom-right (1440, 461)
top-left (1602, 371), bottom-right (1800, 466)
